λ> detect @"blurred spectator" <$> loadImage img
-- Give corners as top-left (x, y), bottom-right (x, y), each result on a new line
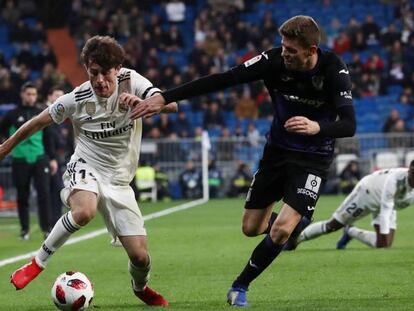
top-left (350, 30), bottom-right (367, 51)
top-left (363, 53), bottom-right (385, 74)
top-left (361, 14), bottom-right (380, 46)
top-left (247, 123), bottom-right (260, 147)
top-left (389, 62), bottom-right (405, 84)
top-left (229, 161), bottom-right (251, 197)
top-left (216, 127), bottom-right (234, 161)
top-left (261, 11), bottom-right (278, 42)
top-left (235, 92), bottom-right (258, 119)
top-left (325, 17), bottom-right (342, 48)
top-left (208, 159), bottom-right (223, 198)
top-left (134, 160), bottom-right (156, 202)
top-left (179, 160), bottom-right (202, 199)
top-left (10, 19), bottom-right (31, 42)
top-left (154, 163), bottom-right (170, 201)
top-left (156, 113), bottom-right (175, 137)
top-left (203, 101), bottom-right (225, 129)
top-left (201, 30), bottom-right (222, 57)
top-left (174, 111), bottom-right (192, 138)
top-left (333, 31), bottom-right (351, 54)
top-left (163, 25), bottom-right (184, 52)
top-left (383, 109), bottom-right (402, 132)
top-left (381, 23), bottom-right (401, 50)
top-left (165, 0), bottom-right (186, 23)
top-left (1, 0), bottom-right (20, 25)
top-left (339, 160), bottom-right (361, 194)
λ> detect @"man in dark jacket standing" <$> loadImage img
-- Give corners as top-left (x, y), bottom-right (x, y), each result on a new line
top-left (0, 82), bottom-right (54, 240)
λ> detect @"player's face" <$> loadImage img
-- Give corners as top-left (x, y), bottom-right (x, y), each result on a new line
top-left (87, 62), bottom-right (121, 98)
top-left (21, 87), bottom-right (37, 106)
top-left (47, 90), bottom-right (64, 106)
top-left (408, 167), bottom-right (414, 187)
top-left (281, 37), bottom-right (314, 71)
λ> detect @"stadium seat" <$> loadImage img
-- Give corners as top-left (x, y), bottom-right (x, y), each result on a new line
top-left (375, 151), bottom-right (400, 169)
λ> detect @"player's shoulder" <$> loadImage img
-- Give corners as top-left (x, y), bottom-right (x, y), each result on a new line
top-left (72, 81), bottom-right (94, 103)
top-left (117, 67), bottom-right (134, 83)
top-left (262, 47), bottom-right (283, 64)
top-left (320, 49), bottom-right (348, 73)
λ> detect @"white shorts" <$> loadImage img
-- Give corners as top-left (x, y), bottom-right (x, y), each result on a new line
top-left (61, 157), bottom-right (146, 239)
top-left (333, 184), bottom-right (397, 230)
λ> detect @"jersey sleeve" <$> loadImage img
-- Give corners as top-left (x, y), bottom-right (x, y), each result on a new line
top-left (48, 92), bottom-right (76, 124)
top-left (379, 174), bottom-right (398, 234)
top-left (130, 70), bottom-right (162, 99)
top-left (230, 50), bottom-right (276, 84)
top-left (328, 60), bottom-right (353, 109)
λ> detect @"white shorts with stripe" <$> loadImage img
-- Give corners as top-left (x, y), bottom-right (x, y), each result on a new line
top-left (60, 157), bottom-right (146, 239)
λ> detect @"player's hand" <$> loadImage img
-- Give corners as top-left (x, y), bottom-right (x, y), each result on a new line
top-left (284, 116), bottom-right (320, 135)
top-left (130, 94), bottom-right (167, 120)
top-left (119, 93), bottom-right (142, 111)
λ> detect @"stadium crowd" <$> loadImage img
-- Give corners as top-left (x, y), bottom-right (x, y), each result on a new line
top-left (1, 0), bottom-right (414, 142)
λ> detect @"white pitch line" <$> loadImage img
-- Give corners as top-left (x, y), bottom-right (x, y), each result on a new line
top-left (0, 198), bottom-right (207, 268)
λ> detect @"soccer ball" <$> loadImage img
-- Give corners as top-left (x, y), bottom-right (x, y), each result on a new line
top-left (51, 271), bottom-right (94, 311)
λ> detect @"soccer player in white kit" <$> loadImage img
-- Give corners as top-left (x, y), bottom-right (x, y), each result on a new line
top-left (293, 160), bottom-right (414, 249)
top-left (1, 36), bottom-right (177, 306)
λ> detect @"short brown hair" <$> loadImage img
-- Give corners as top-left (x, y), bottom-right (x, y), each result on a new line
top-left (20, 81), bottom-right (37, 93)
top-left (80, 35), bottom-right (125, 71)
top-left (279, 15), bottom-right (320, 47)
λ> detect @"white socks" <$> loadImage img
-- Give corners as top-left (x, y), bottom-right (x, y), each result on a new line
top-left (129, 256), bottom-right (151, 291)
top-left (35, 212), bottom-right (82, 267)
top-left (348, 227), bottom-right (376, 248)
top-left (298, 221), bottom-right (328, 243)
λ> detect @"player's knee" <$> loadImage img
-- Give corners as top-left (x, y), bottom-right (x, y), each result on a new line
top-left (241, 223), bottom-right (261, 237)
top-left (129, 250), bottom-right (149, 267)
top-left (71, 207), bottom-right (96, 226)
top-left (270, 226), bottom-right (290, 244)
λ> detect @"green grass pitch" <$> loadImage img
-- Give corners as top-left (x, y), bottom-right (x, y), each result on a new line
top-left (0, 196), bottom-right (413, 310)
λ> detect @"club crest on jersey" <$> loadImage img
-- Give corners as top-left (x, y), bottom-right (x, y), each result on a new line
top-left (85, 101), bottom-right (96, 116)
top-left (118, 101), bottom-right (129, 113)
top-left (312, 75), bottom-right (324, 90)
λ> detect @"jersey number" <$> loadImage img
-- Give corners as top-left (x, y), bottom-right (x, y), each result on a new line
top-left (346, 203), bottom-right (363, 217)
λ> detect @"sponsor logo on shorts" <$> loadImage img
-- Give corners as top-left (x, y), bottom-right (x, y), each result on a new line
top-left (297, 188), bottom-right (318, 199)
top-left (307, 205), bottom-right (315, 211)
top-left (305, 174), bottom-right (322, 193)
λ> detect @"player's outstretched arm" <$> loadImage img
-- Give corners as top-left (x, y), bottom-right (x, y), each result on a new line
top-left (0, 109), bottom-right (53, 161)
top-left (129, 94), bottom-right (167, 119)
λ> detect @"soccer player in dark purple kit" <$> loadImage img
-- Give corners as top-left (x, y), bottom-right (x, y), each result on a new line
top-left (125, 15), bottom-right (356, 307)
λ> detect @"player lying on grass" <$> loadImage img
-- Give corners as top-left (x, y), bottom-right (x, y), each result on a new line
top-left (285, 161), bottom-right (414, 250)
top-left (0, 35), bottom-right (177, 307)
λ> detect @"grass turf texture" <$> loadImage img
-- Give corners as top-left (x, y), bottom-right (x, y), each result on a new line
top-left (0, 196), bottom-right (413, 310)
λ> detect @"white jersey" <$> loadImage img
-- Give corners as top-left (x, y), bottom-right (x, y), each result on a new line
top-left (48, 68), bottom-right (161, 185)
top-left (355, 168), bottom-right (414, 233)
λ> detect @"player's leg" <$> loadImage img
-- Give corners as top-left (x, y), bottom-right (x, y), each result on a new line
top-left (298, 217), bottom-right (344, 243)
top-left (11, 189), bottom-right (97, 290)
top-left (241, 204), bottom-right (275, 237)
top-left (33, 157), bottom-right (53, 236)
top-left (12, 161), bottom-right (31, 239)
top-left (228, 204), bottom-right (301, 306)
top-left (119, 235), bottom-right (168, 306)
top-left (103, 184), bottom-right (168, 306)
